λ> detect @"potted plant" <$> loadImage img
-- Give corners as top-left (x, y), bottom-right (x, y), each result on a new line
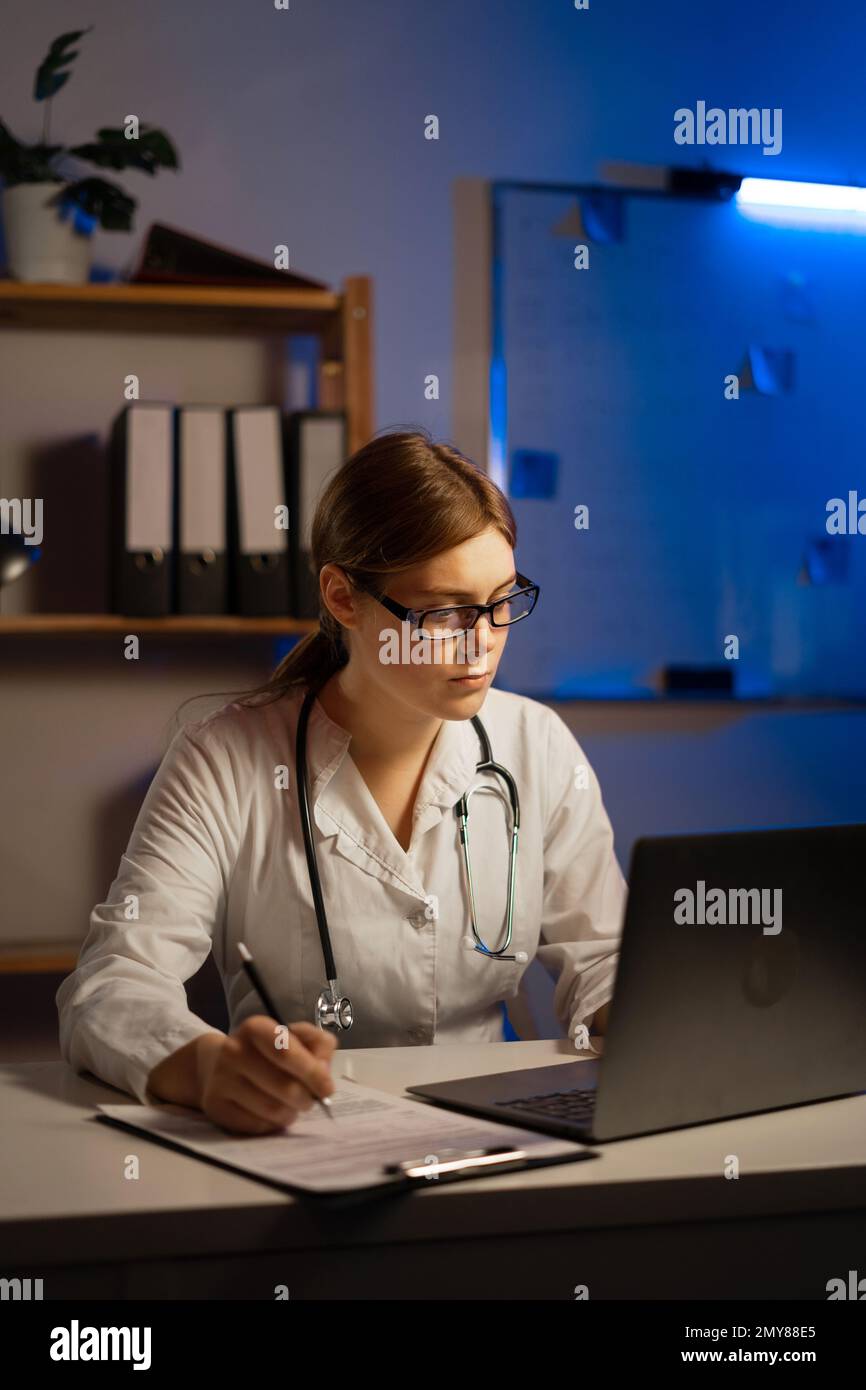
top-left (0, 28), bottom-right (179, 283)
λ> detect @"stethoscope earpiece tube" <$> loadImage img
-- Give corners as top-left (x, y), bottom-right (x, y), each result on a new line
top-left (460, 729), bottom-right (522, 960)
top-left (296, 686), bottom-right (338, 981)
top-left (297, 686), bottom-right (353, 1032)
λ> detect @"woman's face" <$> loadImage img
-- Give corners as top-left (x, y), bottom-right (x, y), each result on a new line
top-left (324, 527), bottom-right (519, 723)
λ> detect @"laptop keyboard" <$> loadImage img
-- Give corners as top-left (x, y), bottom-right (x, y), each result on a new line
top-left (495, 1087), bottom-right (597, 1126)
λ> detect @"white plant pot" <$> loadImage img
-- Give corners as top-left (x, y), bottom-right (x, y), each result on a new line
top-left (2, 182), bottom-right (92, 284)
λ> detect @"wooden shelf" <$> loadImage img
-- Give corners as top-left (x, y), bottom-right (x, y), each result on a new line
top-left (0, 614), bottom-right (318, 636)
top-left (0, 274), bottom-right (373, 451)
top-left (0, 278), bottom-right (342, 336)
top-left (0, 943), bottom-right (79, 974)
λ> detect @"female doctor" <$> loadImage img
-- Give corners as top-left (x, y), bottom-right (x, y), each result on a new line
top-left (57, 429), bottom-right (625, 1135)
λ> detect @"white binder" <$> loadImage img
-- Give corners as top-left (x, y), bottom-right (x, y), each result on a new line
top-left (176, 406), bottom-right (228, 614)
top-left (229, 406), bottom-right (290, 615)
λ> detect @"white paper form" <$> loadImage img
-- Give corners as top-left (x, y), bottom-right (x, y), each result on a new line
top-left (98, 1079), bottom-right (594, 1195)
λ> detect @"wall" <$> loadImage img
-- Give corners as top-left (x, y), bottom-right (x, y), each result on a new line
top-left (2, 1), bottom-right (864, 1050)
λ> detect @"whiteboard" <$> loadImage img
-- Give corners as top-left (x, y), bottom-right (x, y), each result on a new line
top-left (492, 181), bottom-right (866, 699)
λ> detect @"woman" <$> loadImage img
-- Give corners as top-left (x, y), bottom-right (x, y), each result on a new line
top-left (57, 429), bottom-right (625, 1135)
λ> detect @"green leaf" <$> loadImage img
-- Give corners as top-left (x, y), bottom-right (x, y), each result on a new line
top-left (68, 125), bottom-right (180, 175)
top-left (59, 176), bottom-right (137, 232)
top-left (33, 28), bottom-right (93, 101)
top-left (0, 117), bottom-right (22, 156)
top-left (0, 119), bottom-right (63, 183)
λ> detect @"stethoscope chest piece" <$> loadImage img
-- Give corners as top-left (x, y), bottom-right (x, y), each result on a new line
top-left (315, 981), bottom-right (354, 1032)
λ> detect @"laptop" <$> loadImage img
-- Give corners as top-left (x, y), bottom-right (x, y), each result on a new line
top-left (407, 824), bottom-right (866, 1143)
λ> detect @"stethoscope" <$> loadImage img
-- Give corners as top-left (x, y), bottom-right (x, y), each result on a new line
top-left (295, 682), bottom-right (525, 1034)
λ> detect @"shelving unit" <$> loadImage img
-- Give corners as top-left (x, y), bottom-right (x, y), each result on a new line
top-left (0, 275), bottom-right (374, 453)
top-left (0, 615), bottom-right (317, 636)
top-left (0, 274), bottom-right (374, 973)
top-left (0, 273), bottom-right (373, 639)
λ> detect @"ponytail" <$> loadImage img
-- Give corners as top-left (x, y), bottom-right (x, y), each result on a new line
top-left (237, 611), bottom-right (348, 709)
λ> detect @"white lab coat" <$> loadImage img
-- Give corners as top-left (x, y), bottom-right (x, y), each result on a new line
top-left (56, 684), bottom-right (626, 1104)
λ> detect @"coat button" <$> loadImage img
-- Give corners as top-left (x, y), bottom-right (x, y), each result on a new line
top-left (408, 1027), bottom-right (428, 1042)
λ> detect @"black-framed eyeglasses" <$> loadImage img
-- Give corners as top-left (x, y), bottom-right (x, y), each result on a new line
top-left (355, 571), bottom-right (540, 639)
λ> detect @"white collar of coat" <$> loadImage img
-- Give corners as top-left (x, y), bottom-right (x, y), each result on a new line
top-left (302, 685), bottom-right (484, 839)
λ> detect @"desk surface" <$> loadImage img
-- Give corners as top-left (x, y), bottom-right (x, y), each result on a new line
top-left (2, 1040), bottom-right (865, 1269)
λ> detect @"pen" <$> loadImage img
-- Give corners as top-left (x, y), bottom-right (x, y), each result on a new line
top-left (237, 942), bottom-right (336, 1122)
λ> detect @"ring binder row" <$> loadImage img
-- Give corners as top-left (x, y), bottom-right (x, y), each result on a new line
top-left (108, 402), bottom-right (347, 618)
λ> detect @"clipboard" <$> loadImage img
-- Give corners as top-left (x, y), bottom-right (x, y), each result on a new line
top-left (96, 1080), bottom-right (598, 1204)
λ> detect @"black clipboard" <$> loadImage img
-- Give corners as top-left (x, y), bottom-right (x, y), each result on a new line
top-left (95, 1109), bottom-right (597, 1207)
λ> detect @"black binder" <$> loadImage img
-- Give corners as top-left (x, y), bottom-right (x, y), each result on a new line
top-left (108, 403), bottom-right (175, 617)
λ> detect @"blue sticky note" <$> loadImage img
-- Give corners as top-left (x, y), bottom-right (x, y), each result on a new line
top-left (781, 272), bottom-right (815, 325)
top-left (741, 346), bottom-right (795, 395)
top-left (801, 535), bottom-right (850, 585)
top-left (509, 449), bottom-right (559, 499)
top-left (580, 191), bottom-right (625, 244)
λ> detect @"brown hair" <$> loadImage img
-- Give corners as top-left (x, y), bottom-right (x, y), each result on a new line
top-left (179, 427), bottom-right (517, 719)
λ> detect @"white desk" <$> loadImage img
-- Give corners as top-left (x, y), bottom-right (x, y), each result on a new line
top-left (1, 1041), bottom-right (864, 1299)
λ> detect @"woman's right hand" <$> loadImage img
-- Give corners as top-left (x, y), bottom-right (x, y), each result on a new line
top-left (196, 1017), bottom-right (338, 1134)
